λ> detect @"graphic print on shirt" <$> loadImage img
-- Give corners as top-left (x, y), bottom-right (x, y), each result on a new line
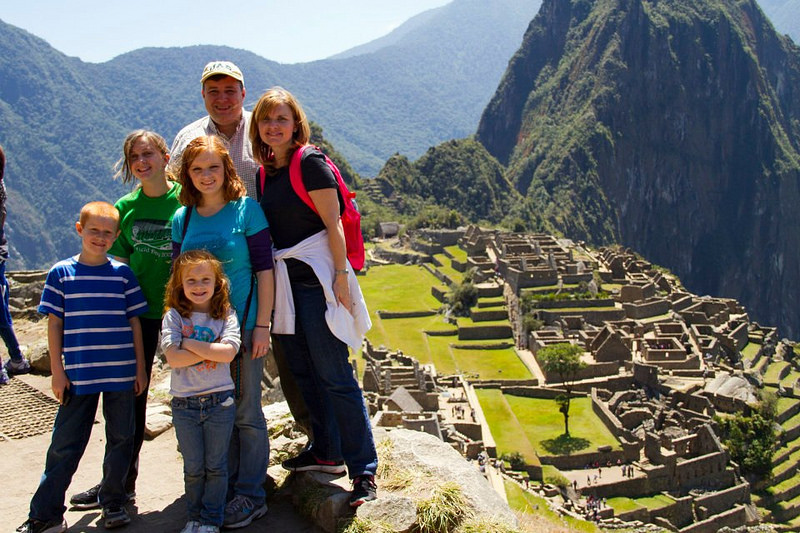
top-left (130, 218), bottom-right (172, 257)
top-left (190, 324), bottom-right (220, 371)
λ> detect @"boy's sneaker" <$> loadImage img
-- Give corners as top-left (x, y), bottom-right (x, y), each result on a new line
top-left (70, 483), bottom-right (135, 510)
top-left (349, 475), bottom-right (377, 507)
top-left (222, 495), bottom-right (267, 529)
top-left (281, 450), bottom-right (346, 475)
top-left (197, 526), bottom-right (220, 533)
top-left (102, 506), bottom-right (131, 529)
top-left (179, 521), bottom-right (201, 533)
top-left (5, 356), bottom-right (31, 375)
top-left (15, 519), bottom-right (68, 533)
top-left (0, 366), bottom-right (9, 385)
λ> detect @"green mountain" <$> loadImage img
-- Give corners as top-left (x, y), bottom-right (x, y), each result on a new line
top-left (476, 0), bottom-right (800, 337)
top-left (373, 138), bottom-right (520, 227)
top-left (0, 0), bottom-right (540, 270)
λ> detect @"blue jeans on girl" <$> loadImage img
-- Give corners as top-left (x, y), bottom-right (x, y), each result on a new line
top-left (172, 389), bottom-right (236, 526)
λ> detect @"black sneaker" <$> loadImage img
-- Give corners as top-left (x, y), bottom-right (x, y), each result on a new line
top-left (102, 506), bottom-right (131, 529)
top-left (15, 518), bottom-right (67, 533)
top-left (70, 483), bottom-right (135, 510)
top-left (70, 483), bottom-right (101, 510)
top-left (349, 475), bottom-right (377, 507)
top-left (281, 450), bottom-right (346, 475)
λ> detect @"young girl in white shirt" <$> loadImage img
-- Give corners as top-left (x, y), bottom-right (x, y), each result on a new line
top-left (161, 250), bottom-right (241, 533)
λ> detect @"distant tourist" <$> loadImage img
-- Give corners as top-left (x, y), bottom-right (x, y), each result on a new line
top-left (162, 250), bottom-right (242, 533)
top-left (171, 135), bottom-right (274, 529)
top-left (69, 130), bottom-right (182, 512)
top-left (17, 201), bottom-right (148, 533)
top-left (0, 144), bottom-right (31, 384)
top-left (250, 86), bottom-right (378, 507)
top-left (169, 61), bottom-right (258, 198)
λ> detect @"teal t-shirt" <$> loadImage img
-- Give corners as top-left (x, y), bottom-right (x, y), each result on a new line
top-left (172, 197), bottom-right (268, 328)
top-left (109, 182), bottom-right (182, 319)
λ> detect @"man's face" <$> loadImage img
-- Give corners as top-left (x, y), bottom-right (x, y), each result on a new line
top-left (202, 76), bottom-right (245, 130)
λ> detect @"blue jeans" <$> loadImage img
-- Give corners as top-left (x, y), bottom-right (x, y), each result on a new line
top-left (0, 262), bottom-right (21, 360)
top-left (275, 283), bottom-right (378, 477)
top-left (172, 390), bottom-right (236, 526)
top-left (227, 330), bottom-right (269, 504)
top-left (30, 389), bottom-right (135, 522)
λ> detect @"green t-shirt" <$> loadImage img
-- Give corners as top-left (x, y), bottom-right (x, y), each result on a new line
top-left (109, 182), bottom-right (182, 319)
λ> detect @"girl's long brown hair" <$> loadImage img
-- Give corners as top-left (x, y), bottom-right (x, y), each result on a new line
top-left (178, 135), bottom-right (245, 207)
top-left (165, 249), bottom-right (231, 320)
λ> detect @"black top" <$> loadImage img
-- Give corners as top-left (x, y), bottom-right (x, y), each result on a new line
top-left (260, 148), bottom-right (340, 284)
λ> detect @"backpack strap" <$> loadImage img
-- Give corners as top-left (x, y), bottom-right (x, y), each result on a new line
top-left (181, 206), bottom-right (193, 241)
top-left (257, 166), bottom-right (266, 202)
top-left (289, 145), bottom-right (317, 213)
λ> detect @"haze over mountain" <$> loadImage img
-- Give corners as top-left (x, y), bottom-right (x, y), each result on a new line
top-left (476, 0), bottom-right (800, 337)
top-left (0, 0), bottom-right (540, 271)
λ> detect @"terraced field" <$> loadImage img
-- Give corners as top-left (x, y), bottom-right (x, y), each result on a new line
top-left (475, 391), bottom-right (620, 459)
top-left (359, 261), bottom-right (529, 380)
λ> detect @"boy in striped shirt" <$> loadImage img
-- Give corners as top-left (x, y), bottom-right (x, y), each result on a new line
top-left (17, 201), bottom-right (148, 533)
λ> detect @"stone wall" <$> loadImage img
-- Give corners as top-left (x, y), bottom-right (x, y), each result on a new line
top-left (457, 324), bottom-right (512, 340)
top-left (470, 308), bottom-right (509, 322)
top-left (422, 262), bottom-right (453, 286)
top-left (650, 495), bottom-right (694, 529)
top-left (679, 505), bottom-right (748, 533)
top-left (377, 310), bottom-right (437, 319)
top-left (623, 298), bottom-right (670, 319)
top-left (532, 298), bottom-right (616, 309)
top-left (693, 483), bottom-right (750, 520)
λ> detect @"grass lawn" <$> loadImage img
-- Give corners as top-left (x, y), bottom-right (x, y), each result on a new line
top-left (450, 347), bottom-right (531, 380)
top-left (765, 361), bottom-right (790, 385)
top-left (741, 342), bottom-right (761, 364)
top-left (444, 245), bottom-right (467, 262)
top-left (774, 447), bottom-right (800, 478)
top-left (607, 497), bottom-right (641, 513)
top-left (786, 371), bottom-right (800, 388)
top-left (504, 395), bottom-right (620, 456)
top-left (635, 494), bottom-right (674, 510)
top-left (640, 313), bottom-right (672, 323)
top-left (784, 411), bottom-right (800, 433)
top-left (432, 253), bottom-right (463, 285)
top-left (360, 264), bottom-right (442, 312)
top-left (368, 315), bottom-right (450, 363)
top-left (475, 388), bottom-right (538, 462)
top-left (778, 397), bottom-right (800, 417)
top-left (425, 336), bottom-right (459, 375)
top-left (478, 297), bottom-right (506, 308)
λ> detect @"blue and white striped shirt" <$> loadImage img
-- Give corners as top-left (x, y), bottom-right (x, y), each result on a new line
top-left (38, 256), bottom-right (148, 395)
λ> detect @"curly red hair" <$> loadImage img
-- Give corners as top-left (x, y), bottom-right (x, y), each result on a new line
top-left (165, 250), bottom-right (231, 320)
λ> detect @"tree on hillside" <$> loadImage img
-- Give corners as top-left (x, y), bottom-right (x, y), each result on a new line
top-left (538, 343), bottom-right (586, 437)
top-left (714, 389), bottom-right (778, 484)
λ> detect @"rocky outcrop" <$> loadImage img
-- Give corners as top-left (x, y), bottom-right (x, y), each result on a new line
top-left (476, 0), bottom-right (800, 338)
top-left (272, 425), bottom-right (518, 533)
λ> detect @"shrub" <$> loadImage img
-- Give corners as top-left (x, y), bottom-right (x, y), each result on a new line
top-left (500, 451), bottom-right (527, 471)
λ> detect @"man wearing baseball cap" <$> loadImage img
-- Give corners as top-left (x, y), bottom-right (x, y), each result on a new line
top-left (168, 61), bottom-right (258, 197)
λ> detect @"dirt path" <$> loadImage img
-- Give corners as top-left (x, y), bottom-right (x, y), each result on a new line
top-left (1, 374), bottom-right (321, 533)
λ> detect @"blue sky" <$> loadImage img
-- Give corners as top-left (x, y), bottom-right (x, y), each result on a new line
top-left (2, 0), bottom-right (452, 64)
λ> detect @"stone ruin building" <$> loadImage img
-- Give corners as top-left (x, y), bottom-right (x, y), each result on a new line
top-left (364, 225), bottom-right (785, 532)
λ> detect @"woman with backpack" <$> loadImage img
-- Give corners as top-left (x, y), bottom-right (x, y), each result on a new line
top-left (249, 86), bottom-right (377, 507)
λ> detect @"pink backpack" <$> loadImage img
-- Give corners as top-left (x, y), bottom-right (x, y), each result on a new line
top-left (258, 145), bottom-right (365, 271)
